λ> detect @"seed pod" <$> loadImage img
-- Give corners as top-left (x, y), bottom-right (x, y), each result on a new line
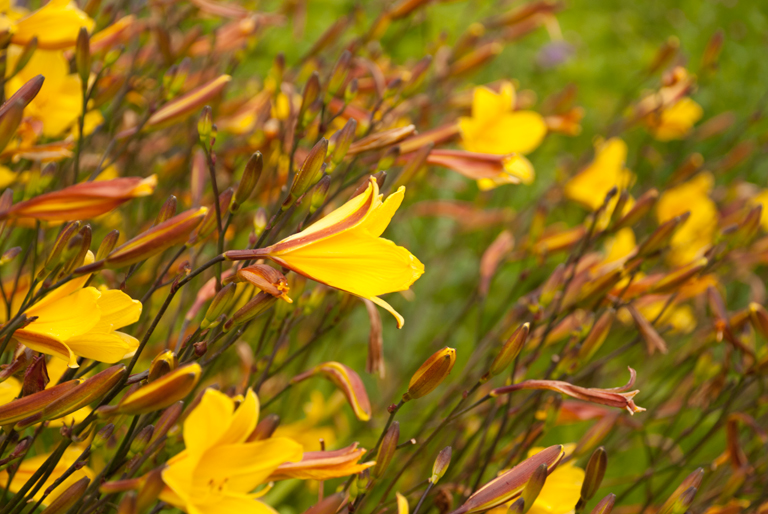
top-left (130, 425), bottom-right (154, 454)
top-left (148, 350), bottom-right (177, 382)
top-left (310, 175), bottom-right (331, 214)
top-left (231, 152), bottom-right (263, 213)
top-left (75, 28), bottom-right (90, 86)
top-left (155, 195), bottom-right (177, 225)
top-left (101, 364), bottom-right (201, 416)
top-left (96, 230), bottom-right (120, 260)
top-left (374, 421), bottom-right (399, 478)
top-left (286, 138), bottom-right (328, 208)
top-left (430, 447), bottom-right (452, 485)
top-left (635, 212), bottom-right (690, 258)
top-left (578, 447), bottom-right (607, 507)
top-left (521, 464), bottom-right (547, 514)
top-left (483, 323), bottom-right (529, 382)
top-left (202, 283), bottom-right (236, 329)
top-left (328, 119), bottom-right (357, 168)
top-left (40, 477), bottom-right (89, 514)
top-left (0, 99), bottom-right (24, 153)
top-left (589, 494), bottom-right (616, 514)
top-left (613, 189), bottom-right (659, 231)
top-left (224, 292), bottom-right (277, 331)
top-left (247, 413), bottom-right (280, 441)
top-left (198, 105), bottom-right (213, 147)
top-left (237, 264), bottom-right (292, 302)
top-left (403, 347), bottom-right (456, 402)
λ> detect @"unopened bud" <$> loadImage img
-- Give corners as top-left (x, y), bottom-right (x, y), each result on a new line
top-left (76, 28), bottom-right (91, 86)
top-left (672, 487), bottom-right (697, 514)
top-left (627, 304), bottom-right (668, 355)
top-left (345, 78), bottom-right (359, 104)
top-left (578, 310), bottom-right (615, 364)
top-left (395, 142), bottom-right (432, 188)
top-left (286, 138), bottom-right (328, 208)
top-left (148, 350), bottom-right (177, 382)
top-left (357, 469), bottom-right (371, 491)
top-left (329, 118), bottom-right (357, 168)
top-left (40, 476), bottom-right (89, 514)
top-left (636, 212), bottom-right (690, 258)
top-left (507, 499), bottom-right (525, 514)
top-left (12, 37), bottom-right (37, 79)
top-left (136, 467), bottom-right (164, 512)
top-left (403, 347), bottom-right (456, 401)
top-left (374, 421), bottom-right (399, 478)
top-left (0, 246), bottom-right (21, 265)
top-left (648, 36), bottom-right (679, 74)
top-left (0, 99), bottom-right (24, 153)
top-left (155, 196), bottom-right (177, 225)
top-left (310, 175), bottom-right (331, 214)
top-left (430, 446), bottom-right (452, 485)
top-left (117, 492), bottom-right (137, 514)
top-left (378, 147), bottom-right (400, 171)
top-left (589, 494), bottom-right (616, 514)
top-left (658, 468), bottom-right (704, 514)
top-left (190, 189), bottom-right (232, 245)
top-left (299, 72), bottom-right (321, 128)
top-left (402, 55), bottom-right (432, 97)
top-left (650, 258), bottom-right (708, 294)
top-left (130, 425), bottom-right (154, 454)
top-left (302, 493), bottom-right (346, 514)
top-left (248, 413), bottom-right (280, 441)
top-left (198, 106), bottom-right (213, 147)
top-left (62, 225), bottom-right (92, 275)
top-left (749, 303), bottom-right (768, 340)
top-left (701, 30), bottom-right (723, 72)
top-left (169, 58), bottom-right (191, 98)
top-left (100, 364), bottom-right (201, 416)
top-left (729, 204), bottom-right (761, 248)
top-left (150, 401), bottom-right (184, 445)
top-left (237, 264), bottom-right (292, 302)
top-left (483, 323), bottom-right (529, 382)
top-left (96, 229), bottom-right (120, 260)
top-left (224, 293), bottom-right (277, 331)
top-left (45, 221), bottom-right (81, 272)
top-left (202, 283), bottom-right (236, 329)
top-left (231, 152), bottom-right (263, 213)
top-left (613, 189), bottom-right (658, 231)
top-left (328, 50), bottom-right (351, 98)
top-left (668, 154), bottom-right (704, 186)
top-left (521, 464), bottom-right (547, 514)
top-left (578, 447), bottom-right (607, 508)
top-left (290, 361), bottom-right (371, 421)
top-left (93, 423), bottom-right (114, 448)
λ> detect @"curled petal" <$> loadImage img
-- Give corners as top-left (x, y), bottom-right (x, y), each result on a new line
top-left (291, 362), bottom-right (371, 421)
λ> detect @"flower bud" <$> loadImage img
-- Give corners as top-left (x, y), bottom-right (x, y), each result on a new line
top-left (749, 302), bottom-right (768, 340)
top-left (299, 72), bottom-right (321, 128)
top-left (403, 347), bottom-right (456, 402)
top-left (483, 323), bottom-right (529, 382)
top-left (148, 350), bottom-right (177, 382)
top-left (374, 421), bottom-right (399, 478)
top-left (672, 488), bottom-right (697, 514)
top-left (253, 208), bottom-right (267, 238)
top-left (202, 282), bottom-right (236, 329)
top-left (40, 476), bottom-right (90, 514)
top-left (0, 380), bottom-right (81, 425)
top-left (224, 292), bottom-right (277, 331)
top-left (328, 50), bottom-right (351, 98)
top-left (636, 212), bottom-right (690, 258)
top-left (117, 492), bottom-right (137, 514)
top-left (395, 142), bottom-right (433, 188)
top-left (648, 36), bottom-right (679, 74)
top-left (430, 446), bottom-right (452, 485)
top-left (96, 229), bottom-right (120, 260)
top-left (402, 55), bottom-right (432, 97)
top-left (302, 493), bottom-right (346, 514)
top-left (357, 469), bottom-right (371, 491)
top-left (329, 118), bottom-right (358, 168)
top-left (507, 498), bottom-right (525, 514)
top-left (576, 269), bottom-right (623, 310)
top-left (521, 464), bottom-right (547, 514)
top-left (247, 413), bottom-right (280, 441)
top-left (291, 362), bottom-right (371, 421)
top-left (155, 195), bottom-right (177, 225)
top-left (169, 58), bottom-right (191, 98)
top-left (0, 246), bottom-right (21, 266)
top-left (701, 30), bottom-right (724, 72)
top-left (729, 204), bottom-right (761, 248)
top-left (578, 447), bottom-right (607, 507)
top-left (11, 37), bottom-right (37, 78)
top-left (189, 189), bottom-right (233, 244)
top-left (345, 78), bottom-right (359, 104)
top-left (589, 494), bottom-right (615, 514)
top-left (44, 221), bottom-right (81, 272)
top-left (93, 423), bottom-right (114, 448)
top-left (150, 401), bottom-right (184, 445)
top-left (0, 99), bottom-right (24, 153)
top-left (62, 224), bottom-right (92, 276)
top-left (130, 425), bottom-right (154, 454)
top-left (627, 304), bottom-right (668, 355)
top-left (231, 152), bottom-right (263, 213)
top-left (607, 190), bottom-right (630, 229)
top-left (76, 28), bottom-right (91, 86)
top-left (2, 75), bottom-right (43, 115)
top-left (100, 364), bottom-right (201, 416)
top-left (577, 310), bottom-right (615, 365)
top-left (237, 264), bottom-right (292, 302)
top-left (650, 258), bottom-right (708, 295)
top-left (198, 105), bottom-right (213, 147)
top-left (286, 138), bottom-right (328, 208)
top-left (0, 188), bottom-right (12, 237)
top-left (613, 189), bottom-right (659, 231)
top-left (658, 469), bottom-right (703, 514)
top-left (137, 467), bottom-right (165, 512)
top-left (348, 125), bottom-right (416, 155)
top-left (310, 175), bottom-right (331, 214)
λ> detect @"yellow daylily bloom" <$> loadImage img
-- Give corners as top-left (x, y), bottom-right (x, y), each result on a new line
top-left (227, 177), bottom-right (424, 328)
top-left (526, 446), bottom-right (584, 514)
top-left (645, 97), bottom-right (704, 141)
top-left (458, 82), bottom-right (547, 190)
top-left (9, 264), bottom-right (142, 366)
top-left (750, 189), bottom-right (768, 231)
top-left (160, 389), bottom-right (304, 514)
top-left (565, 138), bottom-right (635, 211)
top-left (477, 154), bottom-right (535, 191)
top-left (0, 449), bottom-right (94, 506)
top-left (2, 0), bottom-right (94, 50)
top-left (656, 172), bottom-right (717, 266)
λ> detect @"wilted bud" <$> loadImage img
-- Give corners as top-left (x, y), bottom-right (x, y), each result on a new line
top-left (589, 494), bottom-right (616, 514)
top-left (224, 292), bottom-right (277, 331)
top-left (613, 189), bottom-right (658, 231)
top-left (148, 350), bottom-right (177, 382)
top-left (577, 447), bottom-right (607, 509)
top-left (0, 99), bottom-right (24, 153)
top-left (101, 207), bottom-right (207, 269)
top-left (329, 118), bottom-right (358, 168)
top-left (374, 421), bottom-right (399, 478)
top-left (198, 105), bottom-right (213, 147)
top-left (237, 264), bottom-right (292, 302)
top-left (253, 208), bottom-right (268, 237)
top-left (231, 152), bottom-right (263, 213)
top-left (40, 476), bottom-right (89, 514)
top-left (302, 493), bottom-right (346, 514)
top-left (430, 447), bottom-right (452, 485)
top-left (521, 464), bottom-right (547, 514)
top-left (155, 196), bottom-right (177, 225)
top-left (190, 189), bottom-right (233, 245)
top-left (96, 229), bottom-right (120, 261)
top-left (402, 55), bottom-right (432, 97)
top-left (287, 138), bottom-right (328, 207)
top-left (482, 323), bottom-right (529, 382)
top-left (636, 212), bottom-right (690, 258)
top-left (650, 258), bottom-right (708, 294)
top-left (248, 413), bottom-right (280, 441)
top-left (21, 354), bottom-right (49, 397)
top-left (729, 204), bottom-right (761, 248)
top-left (310, 175), bottom-right (331, 214)
top-left (299, 72), bottom-right (321, 128)
top-left (100, 364), bottom-right (201, 416)
top-left (403, 347), bottom-right (456, 402)
top-left (577, 310), bottom-right (615, 364)
top-left (75, 28), bottom-right (91, 86)
top-left (658, 469), bottom-right (704, 514)
top-left (44, 221), bottom-right (81, 272)
top-left (328, 50), bottom-right (351, 98)
top-left (291, 361), bottom-right (371, 421)
top-left (202, 283), bottom-right (236, 329)
top-left (130, 425), bottom-right (154, 454)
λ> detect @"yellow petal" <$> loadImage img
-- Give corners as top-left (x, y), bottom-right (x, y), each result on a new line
top-left (217, 389), bottom-right (259, 446)
top-left (0, 377), bottom-right (21, 405)
top-left (25, 287), bottom-right (101, 341)
top-left (96, 289), bottom-right (142, 330)
top-left (194, 496), bottom-right (277, 514)
top-left (0, 449), bottom-right (94, 506)
top-left (12, 0), bottom-right (94, 50)
top-left (354, 186), bottom-right (404, 238)
top-left (369, 296), bottom-right (405, 329)
top-left (63, 332), bottom-right (133, 363)
top-left (183, 389), bottom-right (235, 459)
top-left (472, 83), bottom-right (514, 124)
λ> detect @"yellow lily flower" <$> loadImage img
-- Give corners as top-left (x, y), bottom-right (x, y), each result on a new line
top-left (226, 176), bottom-right (424, 328)
top-left (9, 258), bottom-right (142, 367)
top-left (656, 172), bottom-right (717, 266)
top-left (0, 0), bottom-right (94, 50)
top-left (458, 82), bottom-right (547, 189)
top-left (0, 449), bottom-right (93, 506)
top-left (160, 388), bottom-right (304, 514)
top-left (644, 97), bottom-right (703, 141)
top-left (564, 138), bottom-right (635, 211)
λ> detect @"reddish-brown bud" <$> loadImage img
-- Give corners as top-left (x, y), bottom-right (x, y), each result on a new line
top-left (430, 446), bottom-right (452, 485)
top-left (374, 421), bottom-right (399, 478)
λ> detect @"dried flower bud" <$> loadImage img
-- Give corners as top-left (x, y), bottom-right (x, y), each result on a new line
top-left (155, 195), bottom-right (177, 225)
top-left (231, 152), bottom-right (263, 213)
top-left (291, 361), bottom-right (371, 421)
top-left (237, 264), bottom-right (292, 302)
top-left (521, 464), bottom-right (547, 514)
top-left (101, 364), bottom-right (201, 416)
top-left (148, 350), bottom-right (177, 382)
top-left (310, 175), bottom-right (331, 214)
top-left (96, 229), bottom-right (120, 260)
top-left (299, 72), bottom-right (321, 128)
top-left (248, 413), bottom-right (280, 441)
top-left (589, 494), bottom-right (616, 514)
top-left (287, 138), bottom-right (328, 208)
top-left (75, 28), bottom-right (91, 86)
top-left (328, 50), bottom-right (351, 98)
top-left (202, 282), bottom-right (236, 329)
top-left (636, 212), bottom-right (690, 258)
top-left (40, 476), bottom-right (90, 514)
top-left (403, 347), bottom-right (456, 402)
top-left (431, 446), bottom-right (452, 485)
top-left (483, 323), bottom-right (529, 382)
top-left (613, 189), bottom-right (658, 231)
top-left (579, 447), bottom-right (607, 507)
top-left (198, 105), bottom-right (213, 147)
top-left (224, 292), bottom-right (277, 331)
top-left (0, 99), bottom-right (24, 153)
top-left (374, 421), bottom-right (399, 478)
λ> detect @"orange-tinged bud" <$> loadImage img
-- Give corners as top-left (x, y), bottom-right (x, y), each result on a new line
top-left (223, 292), bottom-right (277, 331)
top-left (231, 152), bottom-right (263, 213)
top-left (0, 176), bottom-right (156, 221)
top-left (291, 361), bottom-right (371, 421)
top-left (76, 28), bottom-right (91, 86)
top-left (247, 413), bottom-right (280, 442)
top-left (286, 138), bottom-right (328, 207)
top-left (590, 494), bottom-right (616, 514)
top-left (148, 350), bottom-right (177, 382)
top-left (648, 36), bottom-right (680, 74)
top-left (141, 75), bottom-right (231, 131)
top-left (650, 258), bottom-right (708, 294)
top-left (310, 175), bottom-right (331, 214)
top-left (202, 283), bottom-right (236, 329)
top-left (378, 146), bottom-right (400, 172)
top-left (701, 30), bottom-right (724, 72)
top-left (658, 469), bottom-right (704, 514)
top-left (430, 446), bottom-right (452, 485)
top-left (150, 401), bottom-right (184, 445)
top-left (96, 229), bottom-right (120, 260)
top-left (136, 467), bottom-right (165, 512)
top-left (237, 264), bottom-right (292, 303)
top-left (636, 212), bottom-right (690, 258)
top-left (155, 195), bottom-right (177, 225)
top-left (102, 364), bottom-right (201, 416)
top-left (374, 421), bottom-right (399, 478)
top-left (348, 125), bottom-right (416, 155)
top-left (483, 323), bottom-right (529, 382)
top-left (0, 99), bottom-right (24, 153)
top-left (626, 304), bottom-right (668, 355)
top-left (189, 188), bottom-right (233, 245)
top-left (0, 380), bottom-right (81, 425)
top-left (613, 189), bottom-right (658, 231)
top-left (0, 189), bottom-right (12, 238)
top-left (403, 347), bottom-right (456, 402)
top-left (450, 445), bottom-right (565, 514)
top-left (40, 476), bottom-right (90, 514)
top-left (269, 442), bottom-right (373, 480)
top-left (117, 492), bottom-right (137, 514)
top-left (253, 208), bottom-right (268, 237)
top-left (102, 207), bottom-right (207, 268)
top-left (575, 269), bottom-right (623, 310)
